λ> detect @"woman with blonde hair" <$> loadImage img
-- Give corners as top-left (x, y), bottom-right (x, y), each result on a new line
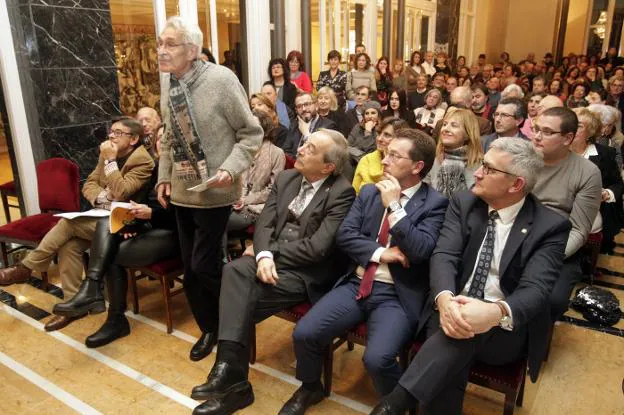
top-left (316, 86), bottom-right (345, 128)
top-left (250, 93), bottom-right (289, 149)
top-left (424, 108), bottom-right (483, 198)
top-left (588, 103), bottom-right (624, 170)
top-left (571, 107), bottom-right (623, 254)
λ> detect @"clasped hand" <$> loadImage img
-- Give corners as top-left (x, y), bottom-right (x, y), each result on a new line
top-left (437, 294), bottom-right (502, 339)
top-left (100, 140), bottom-right (118, 160)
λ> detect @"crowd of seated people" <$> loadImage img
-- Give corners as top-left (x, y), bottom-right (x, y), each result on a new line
top-left (1, 15), bottom-right (623, 415)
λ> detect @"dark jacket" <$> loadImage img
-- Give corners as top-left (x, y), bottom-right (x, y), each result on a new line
top-left (283, 116), bottom-right (338, 157)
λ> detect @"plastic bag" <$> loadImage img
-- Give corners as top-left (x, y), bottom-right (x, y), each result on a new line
top-left (570, 286), bottom-right (622, 327)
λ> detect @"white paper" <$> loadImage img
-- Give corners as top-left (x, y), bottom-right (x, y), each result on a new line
top-left (186, 175), bottom-right (219, 192)
top-left (54, 209), bottom-right (110, 219)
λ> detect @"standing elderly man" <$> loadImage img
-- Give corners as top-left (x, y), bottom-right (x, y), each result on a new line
top-left (190, 129), bottom-right (355, 415)
top-left (369, 139), bottom-right (571, 415)
top-left (155, 16), bottom-right (262, 362)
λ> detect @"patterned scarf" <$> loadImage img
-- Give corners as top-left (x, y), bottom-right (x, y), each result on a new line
top-left (168, 60), bottom-right (210, 182)
top-left (436, 146), bottom-right (469, 198)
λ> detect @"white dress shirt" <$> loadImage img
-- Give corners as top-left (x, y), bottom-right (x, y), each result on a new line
top-left (354, 182), bottom-right (421, 285)
top-left (256, 176), bottom-right (328, 262)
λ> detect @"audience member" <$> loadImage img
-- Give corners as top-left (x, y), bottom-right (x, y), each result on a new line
top-left (405, 51), bottom-right (424, 94)
top-left (435, 52), bottom-right (452, 75)
top-left (136, 107), bottom-right (161, 158)
top-left (413, 89), bottom-right (446, 135)
top-left (347, 53), bottom-right (377, 100)
top-left (532, 76), bottom-right (546, 94)
top-left (584, 66), bottom-right (605, 92)
top-left (317, 86), bottom-right (346, 129)
top-left (375, 56), bottom-right (393, 107)
top-left (431, 86), bottom-right (492, 138)
top-left (284, 129), bottom-right (447, 412)
top-left (342, 85), bottom-right (371, 138)
top-left (288, 50), bottom-right (313, 93)
top-left (223, 110), bottom-right (286, 258)
top-left (501, 84), bottom-right (525, 100)
top-left (425, 109), bottom-right (483, 198)
top-left (352, 117), bottom-right (409, 193)
top-left (486, 77), bottom-right (502, 108)
top-left (605, 76), bottom-right (624, 129)
top-left (566, 83), bottom-right (590, 108)
top-left (407, 74), bottom-right (428, 110)
top-left (481, 97), bottom-right (528, 152)
top-left (548, 79), bottom-right (566, 102)
top-left (530, 107), bottom-right (601, 320)
top-left (589, 103), bottom-right (624, 170)
top-left (190, 130), bottom-right (355, 415)
top-left (250, 92), bottom-right (288, 149)
top-left (570, 108), bottom-right (623, 254)
top-left (0, 117), bottom-right (154, 331)
top-left (348, 100), bottom-right (382, 164)
top-left (155, 16), bottom-right (262, 362)
top-left (392, 58), bottom-right (407, 91)
top-left (381, 88), bottom-right (416, 127)
top-left (421, 51), bottom-right (436, 76)
top-left (284, 92), bottom-right (337, 158)
top-left (200, 47), bottom-right (216, 64)
top-left (268, 57), bottom-right (298, 110)
top-left (521, 91), bottom-right (547, 138)
top-left (536, 94), bottom-right (564, 115)
top-left (317, 50), bottom-right (348, 107)
top-left (471, 84), bottom-right (494, 122)
top-left (262, 81), bottom-right (293, 128)
top-left (370, 138), bottom-right (570, 415)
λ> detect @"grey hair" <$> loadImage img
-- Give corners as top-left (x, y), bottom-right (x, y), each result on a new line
top-left (317, 129), bottom-right (349, 176)
top-left (588, 104), bottom-right (621, 133)
top-left (162, 16), bottom-right (203, 58)
top-left (450, 86), bottom-right (472, 108)
top-left (488, 137), bottom-right (544, 193)
top-left (425, 88), bottom-right (443, 108)
top-left (501, 84), bottom-right (525, 99)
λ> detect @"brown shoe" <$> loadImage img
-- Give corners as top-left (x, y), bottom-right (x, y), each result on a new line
top-left (0, 264), bottom-right (32, 286)
top-left (44, 314), bottom-right (85, 332)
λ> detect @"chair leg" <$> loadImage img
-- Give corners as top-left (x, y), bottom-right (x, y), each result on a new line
top-left (503, 391), bottom-right (515, 415)
top-left (323, 346), bottom-right (333, 397)
top-left (347, 341), bottom-right (354, 351)
top-left (1, 242), bottom-right (8, 267)
top-left (1, 191), bottom-right (11, 223)
top-left (249, 324), bottom-right (257, 364)
top-left (161, 274), bottom-right (173, 334)
top-left (40, 271), bottom-right (49, 291)
top-left (127, 269), bottom-right (139, 314)
top-left (516, 370), bottom-right (527, 407)
top-left (544, 324), bottom-right (554, 362)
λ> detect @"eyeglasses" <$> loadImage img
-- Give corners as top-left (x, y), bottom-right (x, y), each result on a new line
top-left (493, 112), bottom-right (515, 120)
top-left (532, 126), bottom-right (562, 138)
top-left (295, 102), bottom-right (313, 110)
top-left (109, 129), bottom-right (133, 137)
top-left (385, 151), bottom-right (412, 162)
top-left (480, 161), bottom-right (516, 176)
top-left (156, 41), bottom-right (188, 51)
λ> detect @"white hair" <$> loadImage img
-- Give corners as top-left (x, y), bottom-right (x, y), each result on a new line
top-left (588, 103), bottom-right (621, 132)
top-left (489, 138), bottom-right (544, 193)
top-left (162, 16), bottom-right (203, 58)
top-left (501, 84), bottom-right (525, 99)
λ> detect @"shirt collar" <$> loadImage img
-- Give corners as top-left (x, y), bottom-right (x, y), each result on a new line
top-left (401, 182), bottom-right (422, 200)
top-left (583, 144), bottom-right (598, 158)
top-left (488, 197), bottom-right (526, 225)
top-left (303, 176), bottom-right (329, 192)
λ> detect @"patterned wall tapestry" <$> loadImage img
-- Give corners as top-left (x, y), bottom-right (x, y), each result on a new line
top-left (113, 25), bottom-right (161, 116)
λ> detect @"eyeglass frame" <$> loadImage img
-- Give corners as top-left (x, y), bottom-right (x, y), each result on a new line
top-left (480, 160), bottom-right (517, 176)
top-left (295, 101), bottom-right (314, 110)
top-left (531, 126), bottom-right (563, 138)
top-left (156, 41), bottom-right (191, 51)
top-left (384, 151), bottom-right (413, 162)
top-left (108, 129), bottom-right (134, 138)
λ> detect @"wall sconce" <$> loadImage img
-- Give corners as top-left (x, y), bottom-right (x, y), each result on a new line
top-left (590, 11), bottom-right (607, 40)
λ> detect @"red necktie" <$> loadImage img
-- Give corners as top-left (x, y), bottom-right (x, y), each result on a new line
top-left (356, 212), bottom-right (391, 300)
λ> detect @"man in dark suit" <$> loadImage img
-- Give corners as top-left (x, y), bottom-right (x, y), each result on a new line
top-left (370, 138), bottom-right (571, 415)
top-left (278, 129), bottom-right (447, 414)
top-left (283, 92), bottom-right (338, 157)
top-left (342, 85), bottom-right (371, 137)
top-left (480, 97), bottom-right (528, 152)
top-left (191, 129), bottom-right (356, 415)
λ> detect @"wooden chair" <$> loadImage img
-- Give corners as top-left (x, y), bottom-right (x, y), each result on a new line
top-left (249, 302), bottom-right (343, 396)
top-left (0, 180), bottom-right (19, 223)
top-left (126, 256), bottom-right (185, 333)
top-left (582, 231), bottom-right (603, 285)
top-left (0, 158), bottom-right (80, 288)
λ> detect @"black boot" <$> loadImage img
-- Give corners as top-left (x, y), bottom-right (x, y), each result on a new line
top-left (85, 264), bottom-right (130, 348)
top-left (53, 218), bottom-right (119, 317)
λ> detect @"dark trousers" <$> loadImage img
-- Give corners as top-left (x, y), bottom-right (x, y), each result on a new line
top-left (105, 228), bottom-right (179, 315)
top-left (176, 205), bottom-right (231, 333)
top-left (399, 313), bottom-right (527, 415)
top-left (293, 277), bottom-right (412, 396)
top-left (218, 256), bottom-right (308, 348)
top-left (549, 252), bottom-right (583, 320)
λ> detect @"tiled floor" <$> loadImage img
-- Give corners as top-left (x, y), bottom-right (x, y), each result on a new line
top-left (0, 153), bottom-right (622, 414)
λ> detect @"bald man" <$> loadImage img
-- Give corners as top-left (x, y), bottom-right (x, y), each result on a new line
top-left (136, 107), bottom-right (161, 155)
top-left (431, 86), bottom-right (492, 139)
top-left (536, 95), bottom-right (563, 116)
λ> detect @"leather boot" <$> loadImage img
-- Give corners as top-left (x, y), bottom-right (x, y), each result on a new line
top-left (85, 264), bottom-right (129, 348)
top-left (0, 264), bottom-right (32, 285)
top-left (53, 219), bottom-right (118, 317)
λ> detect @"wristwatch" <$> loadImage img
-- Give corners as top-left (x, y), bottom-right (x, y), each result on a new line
top-left (387, 200), bottom-right (402, 214)
top-left (104, 158), bottom-right (115, 165)
top-left (496, 302), bottom-right (513, 331)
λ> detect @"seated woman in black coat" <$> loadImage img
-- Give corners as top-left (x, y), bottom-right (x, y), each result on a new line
top-left (380, 88), bottom-right (416, 127)
top-left (317, 86), bottom-right (346, 129)
top-left (267, 57), bottom-right (298, 110)
top-left (571, 107), bottom-right (623, 254)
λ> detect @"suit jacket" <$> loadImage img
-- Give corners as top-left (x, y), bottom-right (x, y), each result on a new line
top-left (341, 108), bottom-right (360, 138)
top-left (335, 183), bottom-right (448, 327)
top-left (424, 191), bottom-right (571, 382)
top-left (480, 129), bottom-right (528, 153)
top-left (253, 169), bottom-right (356, 303)
top-left (82, 145), bottom-right (155, 206)
top-left (589, 143), bottom-right (624, 238)
top-left (283, 117), bottom-right (338, 157)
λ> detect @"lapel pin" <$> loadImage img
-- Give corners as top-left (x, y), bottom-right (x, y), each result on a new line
top-left (521, 228), bottom-right (527, 234)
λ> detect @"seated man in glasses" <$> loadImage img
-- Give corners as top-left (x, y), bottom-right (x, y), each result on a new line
top-left (480, 97), bottom-right (528, 153)
top-left (0, 117), bottom-right (154, 331)
top-left (279, 128), bottom-right (448, 414)
top-left (370, 138), bottom-right (571, 415)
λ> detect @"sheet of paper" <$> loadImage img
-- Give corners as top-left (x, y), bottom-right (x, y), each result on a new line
top-left (54, 209), bottom-right (110, 219)
top-left (186, 175), bottom-right (219, 192)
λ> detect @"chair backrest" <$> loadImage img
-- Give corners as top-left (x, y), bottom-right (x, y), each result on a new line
top-left (285, 154), bottom-right (296, 170)
top-left (36, 158), bottom-right (80, 212)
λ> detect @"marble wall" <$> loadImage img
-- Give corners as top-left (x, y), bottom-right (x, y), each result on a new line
top-left (7, 0), bottom-right (120, 180)
top-left (435, 0), bottom-right (461, 59)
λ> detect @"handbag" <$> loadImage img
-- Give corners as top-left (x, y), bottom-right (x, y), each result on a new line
top-left (570, 286), bottom-right (622, 326)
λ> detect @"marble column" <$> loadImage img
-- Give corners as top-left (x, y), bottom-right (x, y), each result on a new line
top-left (7, 0), bottom-right (120, 180)
top-left (435, 0), bottom-right (461, 59)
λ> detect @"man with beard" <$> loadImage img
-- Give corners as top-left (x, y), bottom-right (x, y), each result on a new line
top-left (284, 92), bottom-right (338, 157)
top-left (481, 97), bottom-right (528, 152)
top-left (471, 84), bottom-right (494, 122)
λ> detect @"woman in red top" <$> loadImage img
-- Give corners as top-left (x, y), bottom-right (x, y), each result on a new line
top-left (287, 50), bottom-right (313, 93)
